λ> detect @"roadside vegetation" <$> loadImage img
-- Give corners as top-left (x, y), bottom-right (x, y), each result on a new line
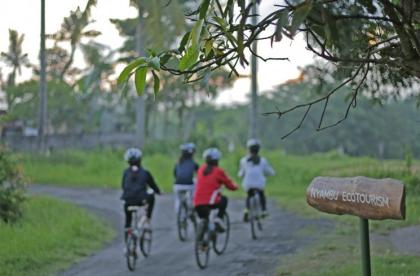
top-left (0, 196), bottom-right (113, 276)
top-left (19, 149), bottom-right (420, 275)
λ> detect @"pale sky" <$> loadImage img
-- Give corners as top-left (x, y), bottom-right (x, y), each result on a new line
top-left (0, 0), bottom-right (314, 106)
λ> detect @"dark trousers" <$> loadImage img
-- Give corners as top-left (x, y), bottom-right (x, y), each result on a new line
top-left (195, 195), bottom-right (228, 220)
top-left (246, 188), bottom-right (266, 211)
top-left (124, 193), bottom-right (155, 228)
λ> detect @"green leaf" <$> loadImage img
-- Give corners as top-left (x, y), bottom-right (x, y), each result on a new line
top-left (152, 71), bottom-right (160, 95)
top-left (290, 1), bottom-right (313, 36)
top-left (179, 46), bottom-right (200, 70)
top-left (199, 0), bottom-right (211, 19)
top-left (134, 67), bottom-right (147, 95)
top-left (160, 53), bottom-right (172, 65)
top-left (191, 19), bottom-right (204, 48)
top-left (148, 56), bottom-right (160, 71)
top-left (178, 31), bottom-right (191, 52)
top-left (204, 39), bottom-right (213, 57)
top-left (322, 8), bottom-right (338, 49)
top-left (274, 10), bottom-right (288, 42)
top-left (117, 57), bottom-right (147, 85)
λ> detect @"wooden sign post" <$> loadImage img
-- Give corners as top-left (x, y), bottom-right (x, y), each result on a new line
top-left (306, 176), bottom-right (406, 276)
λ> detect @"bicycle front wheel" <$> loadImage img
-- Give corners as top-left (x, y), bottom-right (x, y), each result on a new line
top-left (213, 213), bottom-right (230, 255)
top-left (126, 235), bottom-right (137, 271)
top-left (195, 222), bottom-right (210, 269)
top-left (140, 229), bottom-right (152, 257)
top-left (177, 202), bottom-right (188, 241)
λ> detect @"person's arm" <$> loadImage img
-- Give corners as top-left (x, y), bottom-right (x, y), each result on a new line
top-left (173, 164), bottom-right (177, 178)
top-left (194, 162), bottom-right (199, 172)
top-left (238, 158), bottom-right (245, 178)
top-left (218, 169), bottom-right (238, 191)
top-left (146, 171), bottom-right (161, 195)
top-left (262, 158), bottom-right (275, 176)
top-left (121, 170), bottom-right (127, 190)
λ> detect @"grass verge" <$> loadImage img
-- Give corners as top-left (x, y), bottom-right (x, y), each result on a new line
top-left (0, 195), bottom-right (114, 276)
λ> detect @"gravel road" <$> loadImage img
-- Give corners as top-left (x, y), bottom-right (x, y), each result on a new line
top-left (29, 185), bottom-right (331, 276)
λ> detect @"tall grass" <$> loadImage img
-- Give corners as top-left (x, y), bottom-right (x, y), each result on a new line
top-left (0, 196), bottom-right (113, 276)
top-left (20, 149), bottom-right (420, 225)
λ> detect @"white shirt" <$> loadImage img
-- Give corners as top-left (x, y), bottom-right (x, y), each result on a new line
top-left (238, 156), bottom-right (275, 190)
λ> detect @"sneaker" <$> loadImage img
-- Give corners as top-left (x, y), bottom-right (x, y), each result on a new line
top-left (214, 217), bottom-right (226, 233)
top-left (243, 209), bottom-right (249, 222)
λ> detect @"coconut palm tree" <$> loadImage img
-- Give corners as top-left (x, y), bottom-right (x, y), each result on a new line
top-left (48, 0), bottom-right (100, 81)
top-left (0, 29), bottom-right (30, 87)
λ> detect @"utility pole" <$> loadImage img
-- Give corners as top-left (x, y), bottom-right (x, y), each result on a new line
top-left (249, 0), bottom-right (259, 139)
top-left (38, 0), bottom-right (47, 151)
top-left (135, 3), bottom-right (146, 148)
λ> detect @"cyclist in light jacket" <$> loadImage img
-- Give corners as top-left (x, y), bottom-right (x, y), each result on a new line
top-left (238, 139), bottom-right (275, 221)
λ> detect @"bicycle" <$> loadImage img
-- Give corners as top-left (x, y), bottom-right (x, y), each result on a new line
top-left (248, 189), bottom-right (263, 240)
top-left (195, 209), bottom-right (230, 269)
top-left (177, 189), bottom-right (197, 241)
top-left (125, 204), bottom-right (153, 271)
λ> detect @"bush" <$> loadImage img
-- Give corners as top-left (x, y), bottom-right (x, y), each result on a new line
top-left (0, 146), bottom-right (26, 223)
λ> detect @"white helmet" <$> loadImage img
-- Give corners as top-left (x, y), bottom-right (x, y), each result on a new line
top-left (180, 142), bottom-right (196, 154)
top-left (202, 147), bottom-right (222, 161)
top-left (124, 148), bottom-right (142, 161)
top-left (247, 138), bottom-right (260, 148)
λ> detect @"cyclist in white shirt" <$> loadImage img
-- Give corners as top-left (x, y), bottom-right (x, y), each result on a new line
top-left (238, 139), bottom-right (275, 221)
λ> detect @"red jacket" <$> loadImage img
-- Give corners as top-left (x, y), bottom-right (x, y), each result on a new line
top-left (193, 164), bottom-right (238, 206)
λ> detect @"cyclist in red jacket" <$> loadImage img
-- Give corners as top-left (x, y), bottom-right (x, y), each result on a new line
top-left (194, 148), bottom-right (238, 232)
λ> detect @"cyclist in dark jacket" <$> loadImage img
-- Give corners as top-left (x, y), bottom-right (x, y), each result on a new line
top-left (121, 148), bottom-right (161, 240)
top-left (173, 142), bottom-right (199, 212)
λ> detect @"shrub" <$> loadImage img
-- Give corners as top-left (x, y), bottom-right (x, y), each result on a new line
top-left (0, 146), bottom-right (26, 223)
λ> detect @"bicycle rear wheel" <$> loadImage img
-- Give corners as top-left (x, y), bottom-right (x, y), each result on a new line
top-left (213, 213), bottom-right (230, 255)
top-left (195, 222), bottom-right (210, 269)
top-left (126, 234), bottom-right (137, 271)
top-left (140, 228), bottom-right (152, 257)
top-left (177, 202), bottom-right (188, 241)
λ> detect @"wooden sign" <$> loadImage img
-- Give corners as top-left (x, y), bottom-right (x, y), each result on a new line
top-left (306, 176), bottom-right (405, 220)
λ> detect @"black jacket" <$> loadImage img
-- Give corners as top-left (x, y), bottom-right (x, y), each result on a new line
top-left (121, 167), bottom-right (160, 204)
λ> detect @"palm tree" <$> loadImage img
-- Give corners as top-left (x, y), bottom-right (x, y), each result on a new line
top-left (0, 29), bottom-right (30, 87)
top-left (112, 0), bottom-right (187, 147)
top-left (48, 0), bottom-right (100, 81)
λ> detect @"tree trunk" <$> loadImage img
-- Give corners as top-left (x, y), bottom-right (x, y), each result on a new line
top-left (135, 5), bottom-right (146, 148)
top-left (249, 0), bottom-right (259, 139)
top-left (38, 0), bottom-right (48, 152)
top-left (60, 45), bottom-right (76, 81)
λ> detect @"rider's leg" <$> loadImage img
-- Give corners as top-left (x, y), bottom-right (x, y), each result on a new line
top-left (173, 185), bottom-right (182, 213)
top-left (216, 195), bottom-right (228, 218)
top-left (258, 189), bottom-right (267, 211)
top-left (145, 194), bottom-right (155, 219)
top-left (124, 204), bottom-right (133, 241)
top-left (195, 205), bottom-right (210, 240)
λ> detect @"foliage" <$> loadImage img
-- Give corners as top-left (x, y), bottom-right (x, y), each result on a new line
top-left (121, 0), bottom-right (420, 132)
top-left (4, 80), bottom-right (90, 132)
top-left (0, 29), bottom-right (30, 87)
top-left (0, 146), bottom-right (25, 223)
top-left (48, 0), bottom-right (100, 81)
top-left (0, 196), bottom-right (113, 276)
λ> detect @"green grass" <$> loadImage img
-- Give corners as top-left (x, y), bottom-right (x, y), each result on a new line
top-left (0, 196), bottom-right (114, 276)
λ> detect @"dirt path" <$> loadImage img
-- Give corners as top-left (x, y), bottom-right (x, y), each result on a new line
top-left (29, 185), bottom-right (331, 276)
